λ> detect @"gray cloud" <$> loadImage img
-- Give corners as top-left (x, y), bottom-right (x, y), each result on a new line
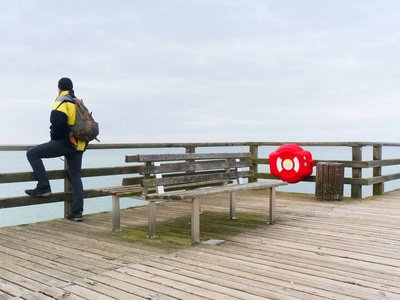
top-left (1, 0), bottom-right (400, 144)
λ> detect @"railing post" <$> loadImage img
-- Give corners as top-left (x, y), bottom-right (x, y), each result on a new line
top-left (64, 159), bottom-right (72, 217)
top-left (185, 146), bottom-right (196, 154)
top-left (185, 146), bottom-right (197, 197)
top-left (351, 146), bottom-right (362, 198)
top-left (249, 145), bottom-right (259, 183)
top-left (373, 145), bottom-right (383, 195)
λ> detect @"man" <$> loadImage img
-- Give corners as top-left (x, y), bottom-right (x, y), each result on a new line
top-left (25, 77), bottom-right (86, 222)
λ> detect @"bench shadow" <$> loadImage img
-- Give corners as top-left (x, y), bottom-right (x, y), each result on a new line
top-left (112, 211), bottom-right (269, 250)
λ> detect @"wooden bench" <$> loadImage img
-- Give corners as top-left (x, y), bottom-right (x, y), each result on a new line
top-left (108, 152), bottom-right (287, 244)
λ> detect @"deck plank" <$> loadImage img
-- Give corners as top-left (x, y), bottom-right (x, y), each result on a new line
top-left (0, 189), bottom-right (400, 299)
top-left (94, 270), bottom-right (203, 300)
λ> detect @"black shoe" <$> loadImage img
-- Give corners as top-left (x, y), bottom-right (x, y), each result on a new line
top-left (66, 212), bottom-right (83, 222)
top-left (25, 186), bottom-right (52, 197)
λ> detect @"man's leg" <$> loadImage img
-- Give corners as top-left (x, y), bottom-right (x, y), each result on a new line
top-left (26, 140), bottom-right (76, 196)
top-left (65, 150), bottom-right (84, 219)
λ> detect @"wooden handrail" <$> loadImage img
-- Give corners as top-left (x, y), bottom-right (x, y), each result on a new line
top-left (2, 142), bottom-right (400, 203)
top-left (3, 141), bottom-right (400, 152)
top-left (0, 166), bottom-right (140, 184)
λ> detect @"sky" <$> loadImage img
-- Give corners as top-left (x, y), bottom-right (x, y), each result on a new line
top-left (1, 0), bottom-right (400, 145)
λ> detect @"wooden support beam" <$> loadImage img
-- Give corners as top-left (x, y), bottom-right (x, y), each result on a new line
top-left (230, 192), bottom-right (236, 219)
top-left (249, 145), bottom-right (258, 183)
top-left (269, 187), bottom-right (276, 224)
top-left (64, 159), bottom-right (72, 217)
top-left (373, 145), bottom-right (384, 196)
top-left (148, 201), bottom-right (157, 238)
top-left (191, 198), bottom-right (200, 244)
top-left (112, 195), bottom-right (121, 232)
top-left (351, 146), bottom-right (362, 198)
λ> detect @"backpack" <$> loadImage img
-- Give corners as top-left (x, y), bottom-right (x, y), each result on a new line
top-left (72, 99), bottom-right (100, 143)
top-left (56, 98), bottom-right (100, 143)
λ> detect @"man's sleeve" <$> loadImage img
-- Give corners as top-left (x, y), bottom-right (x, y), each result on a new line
top-left (50, 109), bottom-right (68, 140)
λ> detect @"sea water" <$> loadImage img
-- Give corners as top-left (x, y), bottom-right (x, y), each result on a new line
top-left (1, 145), bottom-right (400, 227)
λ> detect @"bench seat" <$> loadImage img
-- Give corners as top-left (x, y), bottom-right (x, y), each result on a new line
top-left (145, 181), bottom-right (286, 201)
top-left (94, 185), bottom-right (142, 198)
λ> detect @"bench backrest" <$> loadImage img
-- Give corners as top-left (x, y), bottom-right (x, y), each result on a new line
top-left (123, 152), bottom-right (254, 195)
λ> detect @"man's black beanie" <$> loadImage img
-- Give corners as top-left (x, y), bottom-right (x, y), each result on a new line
top-left (58, 77), bottom-right (73, 90)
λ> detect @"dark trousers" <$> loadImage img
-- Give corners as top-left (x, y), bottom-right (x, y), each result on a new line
top-left (27, 140), bottom-right (84, 214)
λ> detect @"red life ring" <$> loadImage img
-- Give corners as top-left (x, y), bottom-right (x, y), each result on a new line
top-left (269, 144), bottom-right (315, 183)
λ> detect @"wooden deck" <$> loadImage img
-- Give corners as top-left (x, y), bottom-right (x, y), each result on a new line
top-left (0, 189), bottom-right (400, 299)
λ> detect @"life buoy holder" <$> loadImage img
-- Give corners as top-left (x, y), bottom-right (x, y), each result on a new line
top-left (269, 144), bottom-right (315, 183)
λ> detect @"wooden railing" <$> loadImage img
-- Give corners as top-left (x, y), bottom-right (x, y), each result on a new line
top-left (2, 142), bottom-right (400, 211)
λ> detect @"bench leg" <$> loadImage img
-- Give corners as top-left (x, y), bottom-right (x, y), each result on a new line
top-left (191, 198), bottom-right (200, 244)
top-left (112, 195), bottom-right (121, 232)
top-left (229, 192), bottom-right (237, 219)
top-left (199, 198), bottom-right (202, 215)
top-left (148, 200), bottom-right (158, 238)
top-left (269, 186), bottom-right (276, 224)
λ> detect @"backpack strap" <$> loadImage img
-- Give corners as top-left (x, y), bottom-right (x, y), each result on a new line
top-left (55, 97), bottom-right (76, 110)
